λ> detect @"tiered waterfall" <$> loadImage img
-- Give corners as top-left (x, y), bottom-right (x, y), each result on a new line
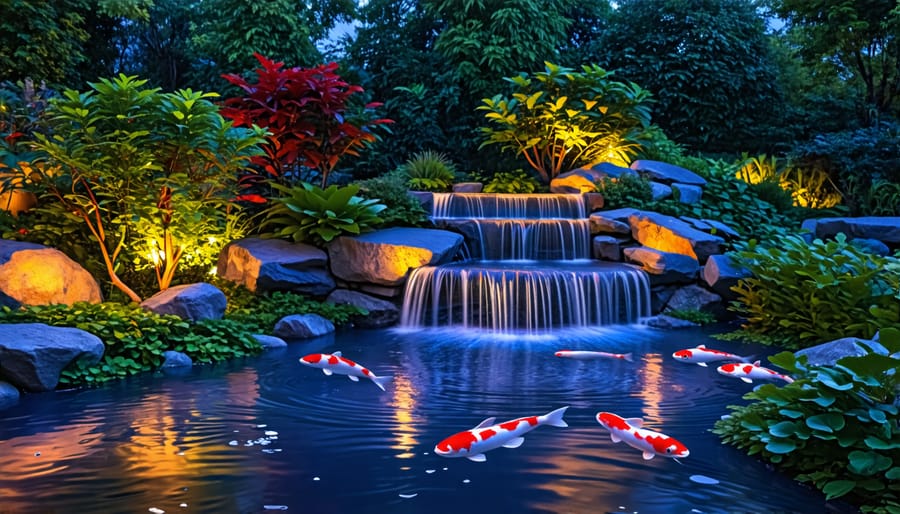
top-left (399, 193), bottom-right (651, 333)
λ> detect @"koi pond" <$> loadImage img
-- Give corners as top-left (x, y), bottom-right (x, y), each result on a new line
top-left (0, 324), bottom-right (856, 513)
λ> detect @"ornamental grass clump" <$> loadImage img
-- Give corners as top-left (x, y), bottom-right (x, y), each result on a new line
top-left (400, 150), bottom-right (457, 192)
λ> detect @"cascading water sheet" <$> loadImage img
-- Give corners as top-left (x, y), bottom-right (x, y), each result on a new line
top-left (402, 192), bottom-right (652, 334)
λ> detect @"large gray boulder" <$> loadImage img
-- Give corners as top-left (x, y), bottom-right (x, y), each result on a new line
top-left (702, 254), bottom-right (752, 301)
top-left (273, 313), bottom-right (335, 339)
top-left (795, 337), bottom-right (890, 367)
top-left (0, 239), bottom-right (102, 306)
top-left (0, 323), bottom-right (105, 391)
top-left (628, 211), bottom-right (725, 262)
top-left (623, 246), bottom-right (699, 285)
top-left (804, 217), bottom-right (900, 244)
top-left (326, 289), bottom-right (400, 328)
top-left (630, 160), bottom-right (708, 186)
top-left (141, 282), bottom-right (227, 321)
top-left (217, 237), bottom-right (335, 296)
top-left (327, 228), bottom-right (463, 286)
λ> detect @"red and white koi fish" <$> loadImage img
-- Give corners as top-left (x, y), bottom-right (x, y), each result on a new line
top-left (299, 351), bottom-right (392, 391)
top-left (434, 406), bottom-right (569, 462)
top-left (716, 361), bottom-right (794, 384)
top-left (672, 344), bottom-right (752, 367)
top-left (555, 350), bottom-right (633, 362)
top-left (596, 412), bottom-right (690, 461)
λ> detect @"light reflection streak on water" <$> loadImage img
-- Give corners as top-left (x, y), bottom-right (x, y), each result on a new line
top-left (390, 374), bottom-right (419, 459)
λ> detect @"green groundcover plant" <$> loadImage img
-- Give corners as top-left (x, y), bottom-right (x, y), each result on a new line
top-left (0, 302), bottom-right (262, 386)
top-left (714, 329), bottom-right (900, 513)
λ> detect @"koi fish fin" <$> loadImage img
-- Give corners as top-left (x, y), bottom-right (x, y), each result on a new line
top-left (673, 458), bottom-right (684, 465)
top-left (752, 360), bottom-right (761, 366)
top-left (625, 417), bottom-right (644, 428)
top-left (543, 406), bottom-right (569, 428)
top-left (322, 369), bottom-right (333, 376)
top-left (697, 344), bottom-right (706, 349)
top-left (503, 437), bottom-right (525, 449)
top-left (782, 376), bottom-right (794, 384)
top-left (622, 353), bottom-right (633, 363)
top-left (697, 362), bottom-right (708, 367)
top-left (332, 351), bottom-right (342, 357)
top-left (348, 375), bottom-right (359, 381)
top-left (474, 417), bottom-right (497, 429)
top-left (372, 375), bottom-right (392, 392)
top-left (642, 451), bottom-right (656, 460)
top-left (467, 454), bottom-right (487, 462)
top-left (740, 377), bottom-right (753, 384)
top-left (610, 433), bottom-right (622, 443)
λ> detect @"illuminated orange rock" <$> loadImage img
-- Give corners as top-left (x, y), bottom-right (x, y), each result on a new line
top-left (327, 228), bottom-right (463, 286)
top-left (627, 211), bottom-right (724, 262)
top-left (0, 240), bottom-right (102, 307)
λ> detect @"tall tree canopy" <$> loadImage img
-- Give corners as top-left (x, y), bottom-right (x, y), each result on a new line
top-left (598, 0), bottom-right (786, 153)
top-left (0, 0), bottom-right (90, 85)
top-left (189, 0), bottom-right (355, 90)
top-left (769, 0), bottom-right (900, 123)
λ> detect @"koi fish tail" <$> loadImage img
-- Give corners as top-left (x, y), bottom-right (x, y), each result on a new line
top-left (622, 353), bottom-right (634, 362)
top-left (372, 375), bottom-right (392, 391)
top-left (542, 406), bottom-right (569, 428)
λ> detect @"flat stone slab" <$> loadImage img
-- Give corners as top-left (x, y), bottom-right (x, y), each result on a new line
top-left (630, 160), bottom-right (708, 186)
top-left (804, 217), bottom-right (900, 243)
top-left (624, 246), bottom-right (699, 285)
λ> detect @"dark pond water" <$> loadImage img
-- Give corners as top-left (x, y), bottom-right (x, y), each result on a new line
top-left (0, 324), bottom-right (858, 514)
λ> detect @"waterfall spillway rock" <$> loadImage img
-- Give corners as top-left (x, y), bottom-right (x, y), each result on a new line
top-left (400, 193), bottom-right (651, 333)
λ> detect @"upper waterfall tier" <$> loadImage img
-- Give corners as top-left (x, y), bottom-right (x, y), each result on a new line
top-left (431, 193), bottom-right (586, 219)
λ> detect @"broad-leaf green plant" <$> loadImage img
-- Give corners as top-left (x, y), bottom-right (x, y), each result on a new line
top-left (479, 62), bottom-right (654, 184)
top-left (714, 331), bottom-right (900, 513)
top-left (259, 182), bottom-right (387, 247)
top-left (729, 234), bottom-right (900, 348)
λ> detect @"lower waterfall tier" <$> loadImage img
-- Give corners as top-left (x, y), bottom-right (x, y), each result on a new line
top-left (399, 260), bottom-right (651, 334)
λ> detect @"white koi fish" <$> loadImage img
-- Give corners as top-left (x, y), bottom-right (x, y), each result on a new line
top-left (596, 412), bottom-right (690, 461)
top-left (672, 344), bottom-right (752, 367)
top-left (716, 360), bottom-right (794, 384)
top-left (555, 350), bottom-right (633, 362)
top-left (434, 406), bottom-right (569, 462)
top-left (299, 351), bottom-right (392, 391)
